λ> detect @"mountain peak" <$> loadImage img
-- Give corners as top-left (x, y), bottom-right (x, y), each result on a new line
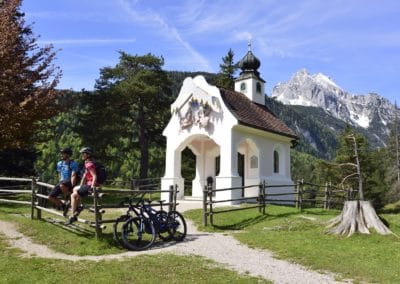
top-left (312, 73), bottom-right (341, 90)
top-left (293, 68), bottom-right (309, 77)
top-left (272, 70), bottom-right (398, 132)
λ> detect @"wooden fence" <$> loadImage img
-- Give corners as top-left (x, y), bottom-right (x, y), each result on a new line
top-left (202, 179), bottom-right (356, 226)
top-left (295, 180), bottom-right (356, 210)
top-left (0, 177), bottom-right (178, 239)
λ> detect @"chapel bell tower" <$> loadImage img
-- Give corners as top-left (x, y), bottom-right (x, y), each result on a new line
top-left (234, 42), bottom-right (266, 105)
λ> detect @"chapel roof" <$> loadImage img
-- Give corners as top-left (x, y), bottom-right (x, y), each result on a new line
top-left (219, 88), bottom-right (298, 139)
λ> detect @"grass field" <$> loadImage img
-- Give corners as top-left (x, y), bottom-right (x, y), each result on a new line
top-left (185, 204), bottom-right (400, 283)
top-left (0, 204), bottom-right (268, 283)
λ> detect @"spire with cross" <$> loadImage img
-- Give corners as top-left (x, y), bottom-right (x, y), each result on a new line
top-left (248, 36), bottom-right (252, 51)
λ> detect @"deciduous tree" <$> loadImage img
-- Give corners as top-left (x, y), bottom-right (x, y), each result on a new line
top-left (0, 0), bottom-right (61, 150)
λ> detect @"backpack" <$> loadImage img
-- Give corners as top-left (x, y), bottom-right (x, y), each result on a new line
top-left (75, 162), bottom-right (85, 185)
top-left (94, 162), bottom-right (107, 185)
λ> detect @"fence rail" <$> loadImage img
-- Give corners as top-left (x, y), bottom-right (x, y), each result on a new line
top-left (0, 176), bottom-right (179, 239)
top-left (202, 179), bottom-right (357, 226)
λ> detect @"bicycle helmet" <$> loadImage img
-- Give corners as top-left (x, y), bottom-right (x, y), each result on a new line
top-left (60, 147), bottom-right (73, 156)
top-left (79, 146), bottom-right (93, 155)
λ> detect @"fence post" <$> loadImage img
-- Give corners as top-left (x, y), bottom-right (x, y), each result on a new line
top-left (324, 182), bottom-right (328, 210)
top-left (203, 185), bottom-right (208, 226)
top-left (262, 180), bottom-right (266, 215)
top-left (327, 182), bottom-right (332, 209)
top-left (173, 184), bottom-right (178, 211)
top-left (258, 182), bottom-right (262, 213)
top-left (295, 180), bottom-right (300, 209)
top-left (208, 184), bottom-right (214, 226)
top-left (168, 185), bottom-right (173, 212)
top-left (30, 177), bottom-right (37, 220)
top-left (93, 187), bottom-right (102, 240)
top-left (298, 179), bottom-right (303, 210)
top-left (37, 185), bottom-right (47, 220)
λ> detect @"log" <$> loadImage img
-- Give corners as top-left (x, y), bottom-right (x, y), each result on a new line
top-left (327, 200), bottom-right (392, 237)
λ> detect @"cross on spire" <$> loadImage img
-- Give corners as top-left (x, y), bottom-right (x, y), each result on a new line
top-left (248, 36), bottom-right (252, 51)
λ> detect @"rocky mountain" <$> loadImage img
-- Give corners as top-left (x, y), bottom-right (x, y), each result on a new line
top-left (271, 69), bottom-right (399, 148)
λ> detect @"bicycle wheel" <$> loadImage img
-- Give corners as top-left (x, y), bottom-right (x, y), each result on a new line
top-left (155, 210), bottom-right (171, 241)
top-left (121, 217), bottom-right (156, 251)
top-left (167, 211), bottom-right (187, 241)
top-left (113, 215), bottom-right (129, 247)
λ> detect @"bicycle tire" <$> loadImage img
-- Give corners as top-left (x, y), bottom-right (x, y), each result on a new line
top-left (121, 217), bottom-right (156, 251)
top-left (155, 210), bottom-right (171, 241)
top-left (167, 210), bottom-right (187, 242)
top-left (113, 215), bottom-right (129, 247)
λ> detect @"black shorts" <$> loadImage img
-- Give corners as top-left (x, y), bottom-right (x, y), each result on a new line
top-left (77, 185), bottom-right (93, 197)
top-left (48, 181), bottom-right (73, 198)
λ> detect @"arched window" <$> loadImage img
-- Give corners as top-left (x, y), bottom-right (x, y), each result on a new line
top-left (273, 150), bottom-right (279, 173)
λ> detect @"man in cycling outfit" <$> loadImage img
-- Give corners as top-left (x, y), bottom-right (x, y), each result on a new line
top-left (48, 148), bottom-right (78, 215)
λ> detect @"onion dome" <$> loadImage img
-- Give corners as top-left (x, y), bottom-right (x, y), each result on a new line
top-left (238, 50), bottom-right (260, 71)
top-left (237, 48), bottom-right (261, 77)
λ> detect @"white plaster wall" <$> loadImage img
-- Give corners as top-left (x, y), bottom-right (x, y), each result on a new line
top-left (233, 125), bottom-right (295, 200)
top-left (234, 77), bottom-right (265, 105)
top-left (215, 176), bottom-right (242, 204)
top-left (162, 76), bottom-right (238, 202)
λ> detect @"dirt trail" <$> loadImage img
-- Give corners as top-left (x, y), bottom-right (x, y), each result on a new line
top-left (0, 201), bottom-right (349, 284)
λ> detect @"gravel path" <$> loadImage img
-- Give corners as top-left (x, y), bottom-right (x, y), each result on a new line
top-left (0, 201), bottom-right (349, 284)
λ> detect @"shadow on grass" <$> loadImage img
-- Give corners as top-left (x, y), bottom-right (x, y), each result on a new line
top-left (40, 217), bottom-right (95, 238)
top-left (207, 206), bottom-right (340, 230)
top-left (211, 211), bottom-right (301, 230)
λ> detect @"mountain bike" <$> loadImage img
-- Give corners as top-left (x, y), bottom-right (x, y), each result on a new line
top-left (114, 194), bottom-right (187, 250)
top-left (142, 199), bottom-right (187, 242)
top-left (116, 194), bottom-right (156, 251)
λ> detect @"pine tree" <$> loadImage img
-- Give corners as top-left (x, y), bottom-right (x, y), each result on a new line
top-left (0, 0), bottom-right (61, 150)
top-left (89, 52), bottom-right (172, 179)
top-left (216, 48), bottom-right (237, 89)
top-left (385, 103), bottom-right (400, 202)
top-left (394, 102), bottom-right (400, 184)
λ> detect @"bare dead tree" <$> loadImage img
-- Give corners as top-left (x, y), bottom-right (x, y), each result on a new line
top-left (327, 134), bottom-right (392, 236)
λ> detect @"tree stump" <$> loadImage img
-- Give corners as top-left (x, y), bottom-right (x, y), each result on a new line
top-left (326, 200), bottom-right (392, 237)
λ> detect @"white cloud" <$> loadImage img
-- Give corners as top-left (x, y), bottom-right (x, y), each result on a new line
top-left (116, 0), bottom-right (213, 71)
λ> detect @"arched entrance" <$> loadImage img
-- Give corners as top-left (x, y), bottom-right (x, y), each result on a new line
top-left (162, 134), bottom-right (220, 200)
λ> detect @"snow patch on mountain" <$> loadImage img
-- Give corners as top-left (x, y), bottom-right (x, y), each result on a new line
top-left (349, 111), bottom-right (370, 128)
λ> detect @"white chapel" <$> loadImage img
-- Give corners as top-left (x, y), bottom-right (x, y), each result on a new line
top-left (161, 47), bottom-right (298, 204)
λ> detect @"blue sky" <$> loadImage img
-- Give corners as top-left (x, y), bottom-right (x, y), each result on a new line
top-left (23, 0), bottom-right (399, 103)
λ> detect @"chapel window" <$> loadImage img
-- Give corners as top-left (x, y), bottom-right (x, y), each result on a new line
top-left (273, 150), bottom-right (279, 173)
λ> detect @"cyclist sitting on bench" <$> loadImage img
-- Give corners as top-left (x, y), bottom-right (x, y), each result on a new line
top-left (66, 146), bottom-right (99, 225)
top-left (48, 148), bottom-right (78, 215)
